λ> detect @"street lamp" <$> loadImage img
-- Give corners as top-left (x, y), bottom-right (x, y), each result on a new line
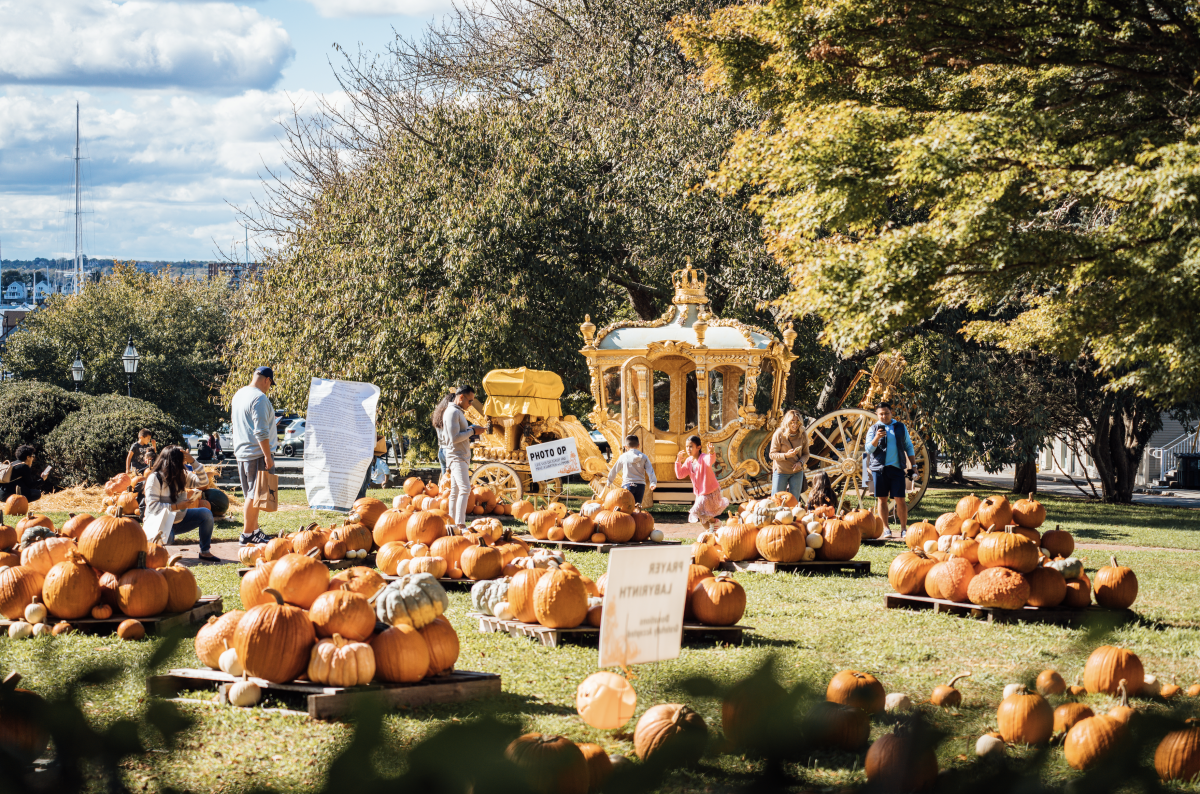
top-left (122, 335), bottom-right (139, 397)
top-left (71, 353), bottom-right (84, 391)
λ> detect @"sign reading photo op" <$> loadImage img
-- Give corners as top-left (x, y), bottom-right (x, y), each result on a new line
top-left (598, 545), bottom-right (694, 668)
top-left (303, 378), bottom-right (380, 512)
top-left (526, 437), bottom-right (580, 482)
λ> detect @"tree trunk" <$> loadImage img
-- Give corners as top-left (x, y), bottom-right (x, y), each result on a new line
top-left (624, 283), bottom-right (661, 321)
top-left (1012, 457), bottom-right (1038, 494)
top-left (949, 459), bottom-right (964, 483)
top-left (1083, 389), bottom-right (1161, 503)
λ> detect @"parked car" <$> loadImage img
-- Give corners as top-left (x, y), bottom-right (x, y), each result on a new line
top-left (278, 418), bottom-right (306, 457)
top-left (181, 427), bottom-right (205, 451)
top-left (589, 430), bottom-right (611, 458)
top-left (275, 412), bottom-right (301, 436)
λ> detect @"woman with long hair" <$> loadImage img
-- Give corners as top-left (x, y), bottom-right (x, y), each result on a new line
top-left (804, 472), bottom-right (838, 511)
top-left (769, 410), bottom-right (809, 503)
top-left (144, 445), bottom-right (218, 561)
top-left (431, 390), bottom-right (454, 480)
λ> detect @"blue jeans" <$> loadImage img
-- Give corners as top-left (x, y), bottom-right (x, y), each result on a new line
top-left (771, 471), bottom-right (805, 502)
top-left (168, 508), bottom-right (214, 553)
top-left (437, 448), bottom-right (448, 480)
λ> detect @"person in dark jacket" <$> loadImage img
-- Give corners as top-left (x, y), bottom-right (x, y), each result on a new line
top-left (864, 402), bottom-right (916, 539)
top-left (1, 445), bottom-right (48, 503)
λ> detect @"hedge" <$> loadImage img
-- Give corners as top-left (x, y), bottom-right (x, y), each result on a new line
top-left (0, 381), bottom-right (84, 460)
top-left (43, 395), bottom-right (183, 486)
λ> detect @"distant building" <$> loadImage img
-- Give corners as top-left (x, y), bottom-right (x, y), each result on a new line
top-left (33, 282), bottom-right (54, 301)
top-left (3, 282), bottom-right (27, 302)
top-left (207, 261), bottom-right (261, 285)
top-left (1, 305), bottom-right (32, 339)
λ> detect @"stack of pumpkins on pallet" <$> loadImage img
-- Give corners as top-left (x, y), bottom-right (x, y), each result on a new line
top-left (0, 511), bottom-right (201, 640)
top-left (238, 496), bottom-right (389, 567)
top-left (523, 488), bottom-right (663, 545)
top-left (705, 494), bottom-right (868, 565)
top-left (99, 471), bottom-right (232, 519)
top-left (470, 553), bottom-right (747, 630)
top-left (220, 558), bottom-right (459, 702)
top-left (889, 493), bottom-right (1139, 611)
top-left (402, 476), bottom-right (513, 516)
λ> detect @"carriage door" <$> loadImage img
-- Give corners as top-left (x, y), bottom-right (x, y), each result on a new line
top-left (619, 357), bottom-right (656, 487)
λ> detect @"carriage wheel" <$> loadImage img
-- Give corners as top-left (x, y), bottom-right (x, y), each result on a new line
top-left (524, 477), bottom-right (564, 507)
top-left (804, 409), bottom-right (930, 514)
top-left (471, 463), bottom-right (523, 504)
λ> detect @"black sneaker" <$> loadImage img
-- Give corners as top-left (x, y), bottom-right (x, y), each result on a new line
top-left (239, 530), bottom-right (273, 545)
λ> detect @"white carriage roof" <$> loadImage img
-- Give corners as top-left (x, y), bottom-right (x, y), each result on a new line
top-left (599, 322), bottom-right (773, 351)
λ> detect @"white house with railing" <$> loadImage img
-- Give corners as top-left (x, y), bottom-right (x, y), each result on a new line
top-left (1038, 414), bottom-right (1197, 489)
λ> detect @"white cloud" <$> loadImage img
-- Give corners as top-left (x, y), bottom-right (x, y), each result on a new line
top-left (0, 86), bottom-right (345, 260)
top-left (305, 0), bottom-right (454, 18)
top-left (0, 0), bottom-right (293, 91)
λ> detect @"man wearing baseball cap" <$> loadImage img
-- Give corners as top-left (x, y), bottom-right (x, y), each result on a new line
top-left (231, 366), bottom-right (277, 545)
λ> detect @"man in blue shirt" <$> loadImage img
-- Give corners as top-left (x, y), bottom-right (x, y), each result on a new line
top-left (864, 402), bottom-right (916, 539)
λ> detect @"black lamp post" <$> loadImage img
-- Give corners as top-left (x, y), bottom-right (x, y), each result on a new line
top-left (122, 335), bottom-right (139, 397)
top-left (71, 353), bottom-right (84, 391)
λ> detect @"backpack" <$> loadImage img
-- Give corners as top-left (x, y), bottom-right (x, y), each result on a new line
top-left (0, 460), bottom-right (12, 484)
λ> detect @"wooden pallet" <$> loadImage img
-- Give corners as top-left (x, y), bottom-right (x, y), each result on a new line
top-left (884, 593), bottom-right (1138, 626)
top-left (0, 596), bottom-right (223, 635)
top-left (719, 559), bottom-right (870, 577)
top-left (468, 612), bottom-right (749, 648)
top-left (237, 555), bottom-right (376, 576)
top-left (148, 667), bottom-right (502, 720)
top-left (516, 535), bottom-right (683, 554)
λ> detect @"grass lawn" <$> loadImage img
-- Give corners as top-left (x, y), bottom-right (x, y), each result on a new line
top-left (4, 484), bottom-right (1200, 791)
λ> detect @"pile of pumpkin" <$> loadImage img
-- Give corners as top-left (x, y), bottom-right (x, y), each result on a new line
top-left (693, 493), bottom-right (868, 566)
top-left (213, 556), bottom-right (460, 704)
top-left (401, 475), bottom-right (514, 516)
top-left (888, 492), bottom-right (1139, 611)
top-left (0, 511), bottom-right (202, 639)
top-left (470, 555), bottom-right (746, 629)
top-left (522, 488), bottom-right (664, 545)
top-left (99, 470), bottom-right (232, 519)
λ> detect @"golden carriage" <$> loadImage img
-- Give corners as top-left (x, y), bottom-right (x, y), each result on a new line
top-left (466, 265), bottom-right (929, 511)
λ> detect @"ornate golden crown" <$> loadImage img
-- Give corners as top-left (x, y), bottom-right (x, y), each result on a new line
top-left (671, 265), bottom-right (708, 304)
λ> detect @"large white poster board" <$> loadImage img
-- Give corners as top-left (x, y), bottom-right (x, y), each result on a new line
top-left (526, 437), bottom-right (581, 482)
top-left (598, 545), bottom-right (693, 668)
top-left (303, 378), bottom-right (380, 512)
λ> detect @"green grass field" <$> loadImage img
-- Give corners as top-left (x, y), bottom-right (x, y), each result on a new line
top-left (3, 485), bottom-right (1199, 791)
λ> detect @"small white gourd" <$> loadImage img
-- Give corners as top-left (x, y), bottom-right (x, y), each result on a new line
top-left (395, 559), bottom-right (411, 576)
top-left (801, 513), bottom-right (814, 524)
top-left (1002, 683), bottom-right (1024, 699)
top-left (493, 601), bottom-right (514, 620)
top-left (791, 505), bottom-right (805, 519)
top-left (937, 535), bottom-right (955, 553)
top-left (805, 532), bottom-right (823, 549)
top-left (8, 622), bottom-right (33, 639)
top-left (648, 529), bottom-right (664, 542)
top-left (227, 676), bottom-right (261, 707)
top-left (24, 601), bottom-right (47, 625)
top-left (806, 521), bottom-right (821, 533)
top-left (885, 692), bottom-right (913, 712)
top-left (801, 547), bottom-right (816, 562)
top-left (976, 734), bottom-right (1006, 757)
top-left (219, 642), bottom-right (244, 676)
top-left (923, 540), bottom-right (939, 554)
top-left (776, 511), bottom-right (794, 525)
top-left (1143, 674), bottom-right (1162, 696)
top-left (409, 543), bottom-right (429, 558)
top-left (32, 623), bottom-right (52, 637)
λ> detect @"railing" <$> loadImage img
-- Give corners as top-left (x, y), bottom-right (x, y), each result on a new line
top-left (1149, 432), bottom-right (1199, 479)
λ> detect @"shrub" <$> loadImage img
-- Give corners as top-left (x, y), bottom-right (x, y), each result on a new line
top-left (43, 395), bottom-right (183, 486)
top-left (0, 381), bottom-right (85, 480)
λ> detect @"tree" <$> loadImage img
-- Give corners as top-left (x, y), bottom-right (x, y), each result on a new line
top-left (230, 0), bottom-right (792, 449)
top-left (5, 263), bottom-right (231, 429)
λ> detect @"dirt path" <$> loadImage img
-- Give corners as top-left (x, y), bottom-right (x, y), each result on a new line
top-left (1073, 541), bottom-right (1197, 553)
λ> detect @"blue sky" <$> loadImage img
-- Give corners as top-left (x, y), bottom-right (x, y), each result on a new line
top-left (0, 0), bottom-right (446, 262)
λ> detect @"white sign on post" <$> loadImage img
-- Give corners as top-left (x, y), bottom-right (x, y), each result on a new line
top-left (598, 545), bottom-right (694, 668)
top-left (526, 437), bottom-right (581, 482)
top-left (303, 378), bottom-right (380, 512)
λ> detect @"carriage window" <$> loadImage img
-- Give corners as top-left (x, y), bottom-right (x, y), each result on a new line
top-left (708, 370), bottom-right (724, 429)
top-left (652, 371), bottom-right (671, 432)
top-left (684, 371), bottom-right (698, 431)
top-left (603, 369), bottom-right (621, 415)
top-left (754, 359), bottom-right (778, 415)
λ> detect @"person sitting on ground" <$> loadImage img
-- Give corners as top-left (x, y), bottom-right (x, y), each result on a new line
top-left (605, 434), bottom-right (657, 506)
top-left (196, 438), bottom-right (214, 462)
top-left (804, 471), bottom-right (838, 511)
top-left (1, 445), bottom-right (48, 504)
top-left (144, 445), bottom-right (218, 561)
top-left (125, 428), bottom-right (157, 475)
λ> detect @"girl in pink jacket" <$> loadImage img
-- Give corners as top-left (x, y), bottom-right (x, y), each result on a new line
top-left (674, 435), bottom-right (730, 530)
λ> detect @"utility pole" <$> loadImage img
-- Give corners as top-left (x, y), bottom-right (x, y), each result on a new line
top-left (74, 102), bottom-right (83, 296)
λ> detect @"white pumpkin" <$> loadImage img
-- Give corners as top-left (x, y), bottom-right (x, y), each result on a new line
top-left (32, 623), bottom-right (52, 637)
top-left (228, 677), bottom-right (261, 707)
top-left (805, 532), bottom-right (823, 549)
top-left (802, 547), bottom-right (816, 562)
top-left (937, 534), bottom-right (955, 553)
top-left (791, 505), bottom-right (806, 519)
top-left (8, 622), bottom-right (32, 639)
top-left (219, 645), bottom-right (244, 676)
top-left (493, 601), bottom-right (514, 620)
top-left (1002, 683), bottom-right (1024, 699)
top-left (395, 559), bottom-right (411, 576)
top-left (408, 543), bottom-right (430, 558)
top-left (1143, 674), bottom-right (1162, 696)
top-left (776, 511), bottom-right (794, 525)
top-left (976, 734), bottom-right (1005, 757)
top-left (648, 529), bottom-right (664, 542)
top-left (801, 513), bottom-right (814, 524)
top-left (806, 521), bottom-right (821, 533)
top-left (923, 540), bottom-right (939, 554)
top-left (24, 601), bottom-right (47, 624)
top-left (885, 693), bottom-right (913, 712)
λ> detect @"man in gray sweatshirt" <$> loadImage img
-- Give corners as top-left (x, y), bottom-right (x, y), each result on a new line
top-left (437, 385), bottom-right (484, 529)
top-left (231, 366), bottom-right (277, 545)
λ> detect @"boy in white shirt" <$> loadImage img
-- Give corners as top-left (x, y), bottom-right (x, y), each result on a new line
top-left (605, 434), bottom-right (657, 505)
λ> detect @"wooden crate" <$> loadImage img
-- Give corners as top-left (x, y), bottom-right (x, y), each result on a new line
top-left (516, 535), bottom-right (683, 554)
top-left (719, 559), bottom-right (870, 577)
top-left (884, 593), bottom-right (1137, 626)
top-left (0, 596), bottom-right (223, 636)
top-left (148, 667), bottom-right (502, 720)
top-left (237, 555), bottom-right (375, 576)
top-left (468, 612), bottom-right (749, 648)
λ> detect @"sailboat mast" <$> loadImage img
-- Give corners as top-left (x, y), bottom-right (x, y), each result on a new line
top-left (73, 102), bottom-right (82, 296)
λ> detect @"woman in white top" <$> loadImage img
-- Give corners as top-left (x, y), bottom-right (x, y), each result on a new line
top-left (144, 446), bottom-right (218, 561)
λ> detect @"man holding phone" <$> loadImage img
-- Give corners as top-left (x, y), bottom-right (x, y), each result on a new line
top-left (438, 385), bottom-right (485, 531)
top-left (864, 402), bottom-right (916, 539)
